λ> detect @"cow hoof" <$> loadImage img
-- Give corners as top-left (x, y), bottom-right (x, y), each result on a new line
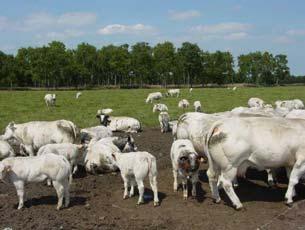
top-left (17, 206), bottom-right (23, 210)
top-left (214, 198), bottom-right (221, 204)
top-left (183, 196), bottom-right (188, 200)
top-left (137, 201), bottom-right (144, 206)
top-left (235, 205), bottom-right (243, 211)
top-left (268, 180), bottom-right (275, 187)
top-left (153, 201), bottom-right (160, 207)
top-left (56, 206), bottom-right (62, 211)
top-left (285, 202), bottom-right (293, 208)
top-left (123, 195), bottom-right (129, 200)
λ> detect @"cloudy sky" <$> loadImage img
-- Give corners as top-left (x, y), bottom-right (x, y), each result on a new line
top-left (0, 0), bottom-right (304, 74)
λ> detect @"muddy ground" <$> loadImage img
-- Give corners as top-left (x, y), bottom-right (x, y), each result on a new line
top-left (1, 129), bottom-right (305, 230)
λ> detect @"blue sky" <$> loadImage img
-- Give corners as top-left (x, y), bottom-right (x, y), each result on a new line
top-left (0, 0), bottom-right (304, 74)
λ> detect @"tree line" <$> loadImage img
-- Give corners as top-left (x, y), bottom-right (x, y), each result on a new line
top-left (0, 40), bottom-right (298, 89)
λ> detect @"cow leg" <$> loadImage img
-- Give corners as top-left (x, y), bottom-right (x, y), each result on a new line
top-left (191, 173), bottom-right (198, 197)
top-left (122, 175), bottom-right (129, 199)
top-left (182, 178), bottom-right (188, 200)
top-left (172, 169), bottom-right (178, 192)
top-left (14, 181), bottom-right (25, 210)
top-left (53, 181), bottom-right (64, 210)
top-left (149, 175), bottom-right (159, 206)
top-left (285, 159), bottom-right (305, 205)
top-left (207, 166), bottom-right (221, 203)
top-left (129, 179), bottom-right (135, 197)
top-left (72, 165), bottom-right (78, 175)
top-left (267, 169), bottom-right (276, 186)
top-left (219, 167), bottom-right (243, 210)
top-left (136, 179), bottom-right (145, 205)
top-left (63, 179), bottom-right (70, 208)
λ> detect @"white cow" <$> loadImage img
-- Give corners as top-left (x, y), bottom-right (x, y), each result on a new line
top-left (111, 151), bottom-right (159, 206)
top-left (75, 92), bottom-right (82, 99)
top-left (170, 139), bottom-right (200, 199)
top-left (285, 109), bottom-right (305, 119)
top-left (145, 92), bottom-right (162, 103)
top-left (84, 139), bottom-right (120, 174)
top-left (97, 108), bottom-right (113, 116)
top-left (275, 99), bottom-right (305, 111)
top-left (0, 140), bottom-right (15, 160)
top-left (1, 120), bottom-right (77, 156)
top-left (80, 126), bottom-right (113, 143)
top-left (178, 99), bottom-right (190, 109)
top-left (189, 88), bottom-right (193, 93)
top-left (44, 94), bottom-right (56, 107)
top-left (153, 104), bottom-right (168, 113)
top-left (37, 143), bottom-right (85, 182)
top-left (97, 114), bottom-right (141, 133)
top-left (232, 87), bottom-right (237, 91)
top-left (166, 89), bottom-right (180, 97)
top-left (205, 117), bottom-right (305, 209)
top-left (193, 101), bottom-right (202, 112)
top-left (0, 153), bottom-right (70, 210)
top-left (248, 97), bottom-right (264, 108)
top-left (158, 112), bottom-right (170, 133)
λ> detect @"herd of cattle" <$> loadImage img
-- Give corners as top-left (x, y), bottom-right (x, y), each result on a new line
top-left (1, 88), bottom-right (305, 211)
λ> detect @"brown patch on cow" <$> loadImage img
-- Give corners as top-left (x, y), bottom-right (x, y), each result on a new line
top-left (209, 126), bottom-right (227, 146)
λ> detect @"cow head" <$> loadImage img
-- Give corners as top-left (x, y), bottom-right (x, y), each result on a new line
top-left (2, 122), bottom-right (17, 141)
top-left (178, 152), bottom-right (200, 176)
top-left (96, 114), bottom-right (111, 127)
top-left (122, 135), bottom-right (137, 152)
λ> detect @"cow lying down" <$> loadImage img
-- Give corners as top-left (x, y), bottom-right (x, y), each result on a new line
top-left (97, 114), bottom-right (141, 133)
top-left (206, 117), bottom-right (305, 210)
top-left (0, 153), bottom-right (70, 210)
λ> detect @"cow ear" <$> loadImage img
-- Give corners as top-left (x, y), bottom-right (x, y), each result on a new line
top-left (9, 122), bottom-right (16, 130)
top-left (112, 153), bottom-right (116, 161)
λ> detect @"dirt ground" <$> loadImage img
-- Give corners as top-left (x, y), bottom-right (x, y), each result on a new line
top-left (1, 129), bottom-right (305, 230)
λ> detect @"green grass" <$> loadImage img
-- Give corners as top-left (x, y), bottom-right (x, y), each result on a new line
top-left (0, 86), bottom-right (305, 131)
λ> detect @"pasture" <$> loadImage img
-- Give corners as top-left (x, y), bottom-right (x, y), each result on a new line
top-left (1, 86), bottom-right (305, 130)
top-left (1, 86), bottom-right (305, 229)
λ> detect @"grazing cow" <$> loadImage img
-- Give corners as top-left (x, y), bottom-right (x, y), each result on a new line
top-left (286, 109), bottom-right (305, 119)
top-left (189, 88), bottom-right (193, 93)
top-left (37, 143), bottom-right (85, 183)
top-left (97, 114), bottom-right (141, 133)
top-left (111, 151), bottom-right (159, 206)
top-left (145, 92), bottom-right (162, 103)
top-left (0, 153), bottom-right (70, 210)
top-left (170, 139), bottom-right (200, 199)
top-left (275, 99), bottom-right (305, 111)
top-left (248, 97), bottom-right (265, 108)
top-left (166, 89), bottom-right (180, 97)
top-left (232, 87), bottom-right (237, 91)
top-left (0, 140), bottom-right (15, 160)
top-left (205, 117), bottom-right (305, 209)
top-left (80, 126), bottom-right (113, 143)
top-left (178, 99), bottom-right (190, 109)
top-left (153, 104), bottom-right (168, 113)
top-left (193, 101), bottom-right (202, 112)
top-left (75, 92), bottom-right (82, 99)
top-left (44, 94), bottom-right (56, 107)
top-left (1, 120), bottom-right (77, 156)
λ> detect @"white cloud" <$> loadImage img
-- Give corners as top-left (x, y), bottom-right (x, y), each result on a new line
top-left (97, 24), bottom-right (156, 35)
top-left (21, 12), bottom-right (97, 31)
top-left (274, 35), bottom-right (294, 44)
top-left (191, 22), bottom-right (251, 34)
top-left (286, 29), bottom-right (305, 36)
top-left (169, 10), bottom-right (201, 21)
top-left (44, 29), bottom-right (85, 40)
top-left (224, 32), bottom-right (248, 40)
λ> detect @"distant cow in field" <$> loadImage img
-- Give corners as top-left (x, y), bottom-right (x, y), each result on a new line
top-left (44, 94), bottom-right (56, 107)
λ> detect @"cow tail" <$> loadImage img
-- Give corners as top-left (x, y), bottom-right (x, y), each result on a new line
top-left (148, 156), bottom-right (157, 179)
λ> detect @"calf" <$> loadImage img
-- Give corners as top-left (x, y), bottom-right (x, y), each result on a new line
top-left (193, 101), bottom-right (202, 112)
top-left (112, 151), bottom-right (159, 206)
top-left (153, 104), bottom-right (168, 113)
top-left (145, 92), bottom-right (162, 103)
top-left (248, 97), bottom-right (264, 108)
top-left (158, 112), bottom-right (170, 133)
top-left (0, 153), bottom-right (70, 210)
top-left (166, 89), bottom-right (180, 97)
top-left (178, 99), bottom-right (189, 109)
top-left (170, 139), bottom-right (200, 199)
top-left (97, 114), bottom-right (141, 133)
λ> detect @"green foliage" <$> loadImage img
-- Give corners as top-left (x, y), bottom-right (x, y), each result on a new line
top-left (0, 87), bottom-right (305, 131)
top-left (0, 40), bottom-right (295, 88)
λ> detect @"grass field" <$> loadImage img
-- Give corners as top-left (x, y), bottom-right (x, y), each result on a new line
top-left (0, 86), bottom-right (305, 131)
